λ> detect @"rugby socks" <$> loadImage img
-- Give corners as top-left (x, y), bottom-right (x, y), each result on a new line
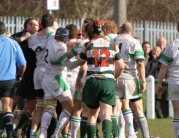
top-left (3, 112), bottom-right (14, 138)
top-left (173, 118), bottom-right (179, 137)
top-left (118, 113), bottom-right (126, 137)
top-left (53, 110), bottom-right (71, 138)
top-left (30, 130), bottom-right (36, 138)
top-left (102, 120), bottom-right (112, 138)
top-left (123, 109), bottom-right (135, 136)
top-left (80, 117), bottom-right (87, 138)
top-left (15, 111), bottom-right (32, 134)
top-left (135, 115), bottom-right (150, 138)
top-left (40, 111), bottom-right (54, 137)
top-left (86, 123), bottom-right (96, 138)
top-left (70, 116), bottom-right (81, 138)
top-left (111, 114), bottom-right (119, 137)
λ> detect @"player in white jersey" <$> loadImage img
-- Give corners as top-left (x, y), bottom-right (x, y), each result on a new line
top-left (157, 23), bottom-right (179, 138)
top-left (77, 20), bottom-right (124, 138)
top-left (60, 23), bottom-right (79, 137)
top-left (27, 14), bottom-right (58, 138)
top-left (39, 27), bottom-right (80, 138)
top-left (70, 18), bottom-right (95, 138)
top-left (113, 22), bottom-right (150, 138)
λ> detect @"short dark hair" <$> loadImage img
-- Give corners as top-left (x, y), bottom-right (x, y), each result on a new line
top-left (0, 21), bottom-right (5, 34)
top-left (66, 24), bottom-right (77, 39)
top-left (24, 18), bottom-right (36, 30)
top-left (41, 14), bottom-right (54, 28)
top-left (83, 18), bottom-right (94, 24)
top-left (142, 41), bottom-right (151, 48)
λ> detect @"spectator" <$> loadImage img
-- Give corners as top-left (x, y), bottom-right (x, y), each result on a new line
top-left (157, 37), bottom-right (167, 51)
top-left (142, 41), bottom-right (151, 66)
top-left (145, 46), bottom-right (161, 78)
top-left (0, 21), bottom-right (26, 138)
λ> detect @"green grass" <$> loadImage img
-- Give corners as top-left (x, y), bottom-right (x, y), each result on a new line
top-left (77, 118), bottom-right (175, 138)
top-left (77, 92), bottom-right (175, 138)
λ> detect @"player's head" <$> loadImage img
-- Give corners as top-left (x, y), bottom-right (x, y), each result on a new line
top-left (52, 21), bottom-right (59, 30)
top-left (85, 23), bottom-right (94, 40)
top-left (104, 20), bottom-right (117, 35)
top-left (24, 18), bottom-right (39, 34)
top-left (55, 27), bottom-right (69, 43)
top-left (92, 20), bottom-right (106, 35)
top-left (41, 14), bottom-right (54, 28)
top-left (0, 21), bottom-right (6, 35)
top-left (66, 24), bottom-right (77, 39)
top-left (121, 22), bottom-right (134, 36)
top-left (82, 18), bottom-right (94, 35)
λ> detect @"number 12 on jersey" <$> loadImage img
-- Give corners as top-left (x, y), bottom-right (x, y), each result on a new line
top-left (92, 49), bottom-right (110, 67)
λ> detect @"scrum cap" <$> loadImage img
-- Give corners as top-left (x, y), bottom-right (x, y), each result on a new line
top-left (55, 27), bottom-right (69, 43)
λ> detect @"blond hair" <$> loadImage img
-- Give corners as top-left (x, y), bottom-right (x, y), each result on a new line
top-left (104, 20), bottom-right (118, 34)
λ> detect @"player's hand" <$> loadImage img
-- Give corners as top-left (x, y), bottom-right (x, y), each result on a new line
top-left (72, 42), bottom-right (82, 55)
top-left (140, 83), bottom-right (146, 93)
top-left (156, 86), bottom-right (163, 99)
top-left (16, 76), bottom-right (22, 82)
top-left (75, 79), bottom-right (82, 93)
top-left (24, 32), bottom-right (31, 39)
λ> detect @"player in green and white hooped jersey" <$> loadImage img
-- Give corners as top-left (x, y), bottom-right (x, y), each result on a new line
top-left (104, 20), bottom-right (119, 138)
top-left (157, 23), bottom-right (179, 138)
top-left (77, 20), bottom-right (124, 138)
top-left (113, 22), bottom-right (149, 138)
top-left (38, 27), bottom-right (79, 138)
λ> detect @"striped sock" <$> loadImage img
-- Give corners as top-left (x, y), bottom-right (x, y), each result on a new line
top-left (118, 113), bottom-right (125, 137)
top-left (30, 130), bottom-right (36, 138)
top-left (70, 116), bottom-right (81, 138)
top-left (123, 109), bottom-right (135, 136)
top-left (135, 115), bottom-right (150, 138)
top-left (111, 114), bottom-right (119, 137)
top-left (173, 118), bottom-right (179, 137)
top-left (40, 111), bottom-right (54, 137)
top-left (53, 110), bottom-right (71, 138)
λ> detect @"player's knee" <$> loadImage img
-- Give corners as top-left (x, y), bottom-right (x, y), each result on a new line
top-left (45, 100), bottom-right (57, 113)
top-left (36, 99), bottom-right (44, 107)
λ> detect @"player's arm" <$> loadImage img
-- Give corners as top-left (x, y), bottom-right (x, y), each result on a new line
top-left (63, 59), bottom-right (79, 70)
top-left (76, 62), bottom-right (87, 93)
top-left (76, 63), bottom-right (87, 81)
top-left (137, 60), bottom-right (146, 93)
top-left (66, 42), bottom-right (83, 59)
top-left (115, 59), bottom-right (124, 80)
top-left (15, 41), bottom-right (27, 82)
top-left (11, 32), bottom-right (31, 44)
top-left (114, 47), bottom-right (124, 80)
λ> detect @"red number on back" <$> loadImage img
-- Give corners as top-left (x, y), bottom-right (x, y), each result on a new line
top-left (92, 49), bottom-right (110, 67)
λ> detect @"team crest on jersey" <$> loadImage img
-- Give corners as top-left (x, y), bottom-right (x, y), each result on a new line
top-left (35, 46), bottom-right (44, 52)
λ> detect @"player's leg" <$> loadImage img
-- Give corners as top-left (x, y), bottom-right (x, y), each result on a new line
top-left (52, 91), bottom-right (74, 138)
top-left (111, 97), bottom-right (121, 137)
top-left (130, 98), bottom-right (150, 138)
top-left (1, 79), bottom-right (16, 138)
top-left (167, 84), bottom-right (179, 137)
top-left (119, 79), bottom-right (137, 137)
top-left (39, 99), bottom-right (56, 138)
top-left (70, 98), bottom-right (83, 138)
top-left (14, 81), bottom-right (36, 138)
top-left (30, 89), bottom-right (44, 138)
top-left (80, 103), bottom-right (88, 138)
